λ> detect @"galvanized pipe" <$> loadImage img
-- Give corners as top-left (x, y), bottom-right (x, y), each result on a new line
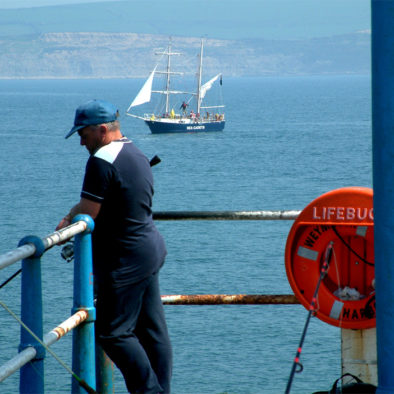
top-left (153, 210), bottom-right (300, 221)
top-left (0, 244), bottom-right (36, 271)
top-left (161, 294), bottom-right (299, 305)
top-left (0, 310), bottom-right (88, 382)
top-left (0, 220), bottom-right (87, 272)
top-left (0, 346), bottom-right (36, 383)
top-left (42, 220), bottom-right (88, 249)
top-left (0, 212), bottom-right (296, 271)
top-left (44, 310), bottom-right (89, 347)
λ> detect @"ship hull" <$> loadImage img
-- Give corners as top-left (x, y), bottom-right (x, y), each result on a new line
top-left (145, 120), bottom-right (225, 134)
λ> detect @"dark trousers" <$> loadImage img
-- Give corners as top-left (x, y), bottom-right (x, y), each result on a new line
top-left (96, 271), bottom-right (172, 393)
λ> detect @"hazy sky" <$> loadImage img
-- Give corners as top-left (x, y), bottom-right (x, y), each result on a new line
top-left (0, 0), bottom-right (119, 7)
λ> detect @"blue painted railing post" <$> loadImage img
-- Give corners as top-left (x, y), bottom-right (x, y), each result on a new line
top-left (372, 0), bottom-right (394, 393)
top-left (95, 343), bottom-right (114, 393)
top-left (18, 235), bottom-right (46, 394)
top-left (71, 214), bottom-right (96, 393)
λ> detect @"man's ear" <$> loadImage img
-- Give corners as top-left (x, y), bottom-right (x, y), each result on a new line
top-left (99, 124), bottom-right (108, 139)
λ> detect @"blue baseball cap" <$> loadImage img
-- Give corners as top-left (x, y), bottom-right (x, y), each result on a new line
top-left (65, 99), bottom-right (120, 139)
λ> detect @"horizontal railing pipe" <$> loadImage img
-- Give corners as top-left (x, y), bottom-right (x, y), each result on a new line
top-left (0, 211), bottom-right (297, 272)
top-left (44, 310), bottom-right (89, 347)
top-left (153, 210), bottom-right (300, 221)
top-left (42, 221), bottom-right (88, 250)
top-left (0, 220), bottom-right (88, 272)
top-left (0, 244), bottom-right (36, 271)
top-left (0, 310), bottom-right (88, 382)
top-left (0, 346), bottom-right (37, 383)
top-left (162, 294), bottom-right (299, 305)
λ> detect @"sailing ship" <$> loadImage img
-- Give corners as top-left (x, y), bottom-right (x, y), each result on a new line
top-left (126, 39), bottom-right (225, 134)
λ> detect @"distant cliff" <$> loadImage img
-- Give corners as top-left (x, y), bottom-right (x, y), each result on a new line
top-left (0, 32), bottom-right (370, 79)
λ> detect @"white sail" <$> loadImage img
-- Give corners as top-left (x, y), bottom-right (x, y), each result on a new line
top-left (200, 73), bottom-right (221, 99)
top-left (127, 66), bottom-right (157, 111)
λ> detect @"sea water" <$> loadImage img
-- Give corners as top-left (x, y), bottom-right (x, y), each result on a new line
top-left (0, 75), bottom-right (371, 393)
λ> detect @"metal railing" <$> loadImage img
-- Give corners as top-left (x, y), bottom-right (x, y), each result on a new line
top-left (153, 210), bottom-right (300, 221)
top-left (0, 210), bottom-right (299, 393)
top-left (0, 214), bottom-right (102, 394)
top-left (155, 210), bottom-right (300, 305)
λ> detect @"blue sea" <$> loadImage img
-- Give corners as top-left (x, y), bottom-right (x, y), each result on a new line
top-left (0, 75), bottom-right (372, 393)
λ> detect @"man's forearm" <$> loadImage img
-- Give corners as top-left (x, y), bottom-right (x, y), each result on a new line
top-left (56, 198), bottom-right (101, 231)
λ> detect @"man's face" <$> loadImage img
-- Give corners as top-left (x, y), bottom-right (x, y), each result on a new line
top-left (78, 125), bottom-right (103, 154)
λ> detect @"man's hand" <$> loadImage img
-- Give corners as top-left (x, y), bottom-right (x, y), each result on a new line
top-left (56, 214), bottom-right (72, 231)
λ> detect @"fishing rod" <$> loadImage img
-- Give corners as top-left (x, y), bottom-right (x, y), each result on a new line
top-left (285, 241), bottom-right (334, 394)
top-left (149, 155), bottom-right (161, 167)
top-left (0, 269), bottom-right (21, 289)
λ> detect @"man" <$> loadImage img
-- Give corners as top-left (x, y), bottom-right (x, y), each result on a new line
top-left (179, 101), bottom-right (188, 115)
top-left (56, 99), bottom-right (172, 393)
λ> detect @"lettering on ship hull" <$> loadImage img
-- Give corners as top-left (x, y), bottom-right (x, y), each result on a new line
top-left (186, 125), bottom-right (205, 130)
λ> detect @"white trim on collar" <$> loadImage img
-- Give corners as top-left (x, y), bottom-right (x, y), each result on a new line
top-left (94, 140), bottom-right (124, 164)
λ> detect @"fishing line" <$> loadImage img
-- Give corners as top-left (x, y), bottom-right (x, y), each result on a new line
top-left (0, 269), bottom-right (22, 289)
top-left (285, 241), bottom-right (334, 394)
top-left (332, 226), bottom-right (373, 266)
top-left (0, 299), bottom-right (97, 394)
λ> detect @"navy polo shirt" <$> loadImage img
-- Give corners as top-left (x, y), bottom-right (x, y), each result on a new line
top-left (81, 137), bottom-right (166, 287)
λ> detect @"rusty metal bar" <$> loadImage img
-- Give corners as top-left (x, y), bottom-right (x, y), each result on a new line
top-left (153, 210), bottom-right (300, 221)
top-left (0, 310), bottom-right (88, 382)
top-left (44, 310), bottom-right (89, 347)
top-left (161, 294), bottom-right (299, 305)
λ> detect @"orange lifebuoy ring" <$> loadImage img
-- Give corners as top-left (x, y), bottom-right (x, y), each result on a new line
top-left (285, 187), bottom-right (375, 329)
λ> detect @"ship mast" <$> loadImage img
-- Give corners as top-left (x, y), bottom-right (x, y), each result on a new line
top-left (164, 42), bottom-right (172, 114)
top-left (196, 39), bottom-right (204, 115)
top-left (154, 39), bottom-right (182, 115)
